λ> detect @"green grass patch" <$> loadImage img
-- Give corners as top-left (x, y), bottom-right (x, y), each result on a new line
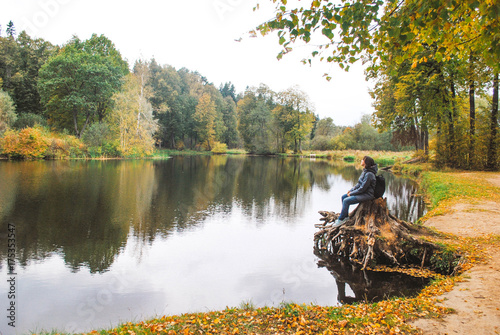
top-left (155, 149), bottom-right (212, 156)
top-left (343, 155), bottom-right (356, 162)
top-left (226, 149), bottom-right (248, 155)
top-left (375, 157), bottom-right (395, 167)
top-left (420, 171), bottom-right (500, 208)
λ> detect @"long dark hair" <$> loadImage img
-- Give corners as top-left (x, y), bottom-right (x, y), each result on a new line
top-left (363, 156), bottom-right (375, 168)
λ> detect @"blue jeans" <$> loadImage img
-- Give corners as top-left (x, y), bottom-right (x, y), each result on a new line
top-left (339, 194), bottom-right (360, 220)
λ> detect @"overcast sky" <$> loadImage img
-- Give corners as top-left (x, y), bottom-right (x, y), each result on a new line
top-left (1, 0), bottom-right (375, 126)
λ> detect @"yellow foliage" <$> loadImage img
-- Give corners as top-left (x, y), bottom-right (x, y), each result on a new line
top-left (0, 127), bottom-right (49, 159)
top-left (108, 73), bottom-right (158, 157)
top-left (211, 141), bottom-right (227, 154)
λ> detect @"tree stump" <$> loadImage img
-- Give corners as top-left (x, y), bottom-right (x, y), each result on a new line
top-left (315, 198), bottom-right (460, 274)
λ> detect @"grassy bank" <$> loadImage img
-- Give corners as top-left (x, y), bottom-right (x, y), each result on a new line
top-left (418, 171), bottom-right (500, 221)
top-left (77, 286), bottom-right (458, 335)
top-left (153, 149), bottom-right (248, 158)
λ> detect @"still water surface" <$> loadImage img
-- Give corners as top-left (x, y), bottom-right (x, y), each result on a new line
top-left (0, 156), bottom-right (425, 333)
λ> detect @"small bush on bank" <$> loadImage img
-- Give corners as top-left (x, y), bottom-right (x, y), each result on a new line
top-left (0, 126), bottom-right (87, 159)
top-left (0, 126), bottom-right (49, 159)
top-left (343, 155), bottom-right (355, 162)
top-left (211, 141), bottom-right (228, 154)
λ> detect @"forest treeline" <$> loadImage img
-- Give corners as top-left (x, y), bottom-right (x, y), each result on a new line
top-left (1, 6), bottom-right (499, 171)
top-left (0, 23), bottom-right (405, 160)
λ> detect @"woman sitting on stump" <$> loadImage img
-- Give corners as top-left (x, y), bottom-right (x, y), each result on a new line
top-left (333, 156), bottom-right (378, 227)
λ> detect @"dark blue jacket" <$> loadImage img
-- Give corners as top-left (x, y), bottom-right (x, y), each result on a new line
top-left (349, 164), bottom-right (378, 202)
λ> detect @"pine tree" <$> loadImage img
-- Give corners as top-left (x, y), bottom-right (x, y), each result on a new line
top-left (6, 21), bottom-right (15, 37)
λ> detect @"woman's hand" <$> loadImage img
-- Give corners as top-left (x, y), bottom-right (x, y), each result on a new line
top-left (347, 191), bottom-right (351, 196)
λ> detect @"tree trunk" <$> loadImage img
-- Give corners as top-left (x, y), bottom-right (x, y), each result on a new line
top-left (315, 198), bottom-right (460, 274)
top-left (469, 54), bottom-right (476, 169)
top-left (487, 72), bottom-right (499, 170)
top-left (423, 128), bottom-right (429, 156)
top-left (448, 79), bottom-right (457, 166)
top-left (73, 109), bottom-right (80, 137)
top-left (469, 81), bottom-right (476, 168)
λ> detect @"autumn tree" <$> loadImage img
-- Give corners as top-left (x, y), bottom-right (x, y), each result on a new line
top-left (275, 86), bottom-right (315, 153)
top-left (193, 93), bottom-right (217, 150)
top-left (108, 73), bottom-right (158, 156)
top-left (147, 60), bottom-right (183, 148)
top-left (257, 0), bottom-right (499, 168)
top-left (237, 85), bottom-right (275, 154)
top-left (38, 34), bottom-right (127, 137)
top-left (256, 0), bottom-right (499, 71)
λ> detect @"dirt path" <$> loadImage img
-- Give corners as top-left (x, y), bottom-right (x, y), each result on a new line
top-left (410, 173), bottom-right (500, 334)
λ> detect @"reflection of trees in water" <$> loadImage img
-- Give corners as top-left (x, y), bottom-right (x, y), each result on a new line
top-left (384, 173), bottom-right (426, 223)
top-left (0, 158), bottom-right (427, 273)
top-left (0, 161), bottom-right (147, 273)
top-left (149, 156), bottom-right (337, 227)
top-left (314, 247), bottom-right (430, 304)
top-left (235, 157), bottom-right (320, 221)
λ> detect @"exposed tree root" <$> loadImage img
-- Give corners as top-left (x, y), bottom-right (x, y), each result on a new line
top-left (315, 198), bottom-right (460, 274)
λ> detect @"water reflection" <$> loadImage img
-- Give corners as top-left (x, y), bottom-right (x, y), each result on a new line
top-left (0, 158), bottom-right (425, 274)
top-left (314, 248), bottom-right (430, 304)
top-left (0, 157), bottom-right (427, 333)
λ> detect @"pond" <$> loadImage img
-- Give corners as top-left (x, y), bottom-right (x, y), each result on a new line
top-left (0, 156), bottom-right (426, 333)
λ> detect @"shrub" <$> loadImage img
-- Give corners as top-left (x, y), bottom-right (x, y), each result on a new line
top-left (211, 141), bottom-right (228, 154)
top-left (376, 157), bottom-right (395, 167)
top-left (343, 155), bottom-right (355, 162)
top-left (66, 135), bottom-right (86, 158)
top-left (46, 137), bottom-right (69, 159)
top-left (81, 122), bottom-right (111, 147)
top-left (103, 141), bottom-right (121, 157)
top-left (310, 135), bottom-right (333, 151)
top-left (87, 146), bottom-right (103, 158)
top-left (87, 141), bottom-right (121, 158)
top-left (0, 127), bottom-right (49, 159)
top-left (330, 136), bottom-right (347, 150)
top-left (175, 140), bottom-right (185, 150)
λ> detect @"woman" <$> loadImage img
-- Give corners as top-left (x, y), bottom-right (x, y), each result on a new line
top-left (333, 156), bottom-right (378, 227)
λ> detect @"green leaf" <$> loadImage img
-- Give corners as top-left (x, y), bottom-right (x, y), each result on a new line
top-left (435, 52), bottom-right (443, 62)
top-left (322, 28), bottom-right (334, 40)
